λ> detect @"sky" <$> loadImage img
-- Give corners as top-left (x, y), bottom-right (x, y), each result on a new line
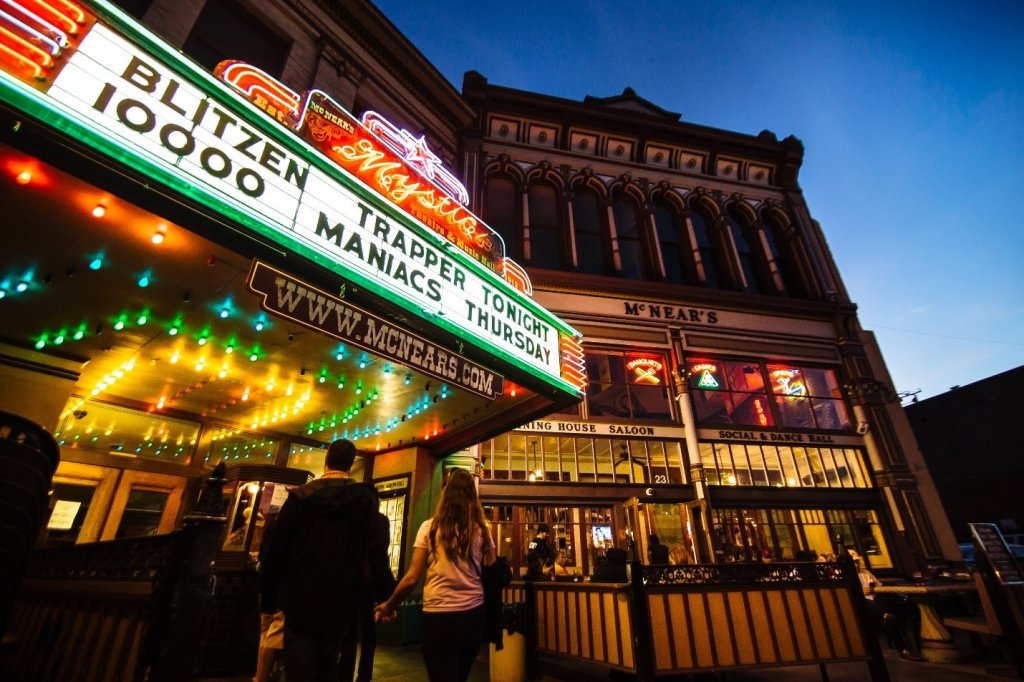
top-left (374, 0), bottom-right (1024, 401)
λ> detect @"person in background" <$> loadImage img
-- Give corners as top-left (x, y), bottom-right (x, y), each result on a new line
top-left (648, 534), bottom-right (670, 564)
top-left (375, 469), bottom-right (496, 682)
top-left (258, 440), bottom-right (393, 682)
top-left (850, 550), bottom-right (921, 661)
top-left (668, 545), bottom-right (690, 565)
top-left (527, 523), bottom-right (552, 569)
top-left (524, 551), bottom-right (547, 581)
top-left (552, 549), bottom-right (575, 579)
top-left (591, 547), bottom-right (629, 583)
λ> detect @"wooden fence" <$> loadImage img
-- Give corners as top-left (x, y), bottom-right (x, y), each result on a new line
top-left (507, 553), bottom-right (889, 681)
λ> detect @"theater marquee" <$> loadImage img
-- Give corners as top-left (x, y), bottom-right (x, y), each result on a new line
top-left (0, 0), bottom-right (584, 398)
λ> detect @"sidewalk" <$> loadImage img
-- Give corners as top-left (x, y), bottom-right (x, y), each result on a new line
top-left (363, 641), bottom-right (1022, 681)
top-left (203, 640), bottom-right (1021, 681)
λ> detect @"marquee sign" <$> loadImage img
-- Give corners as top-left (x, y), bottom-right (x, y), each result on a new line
top-left (248, 261), bottom-right (503, 399)
top-left (0, 0), bottom-right (584, 396)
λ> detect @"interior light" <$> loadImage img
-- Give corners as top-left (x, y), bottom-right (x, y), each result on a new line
top-left (16, 171), bottom-right (32, 185)
top-left (92, 204), bottom-right (106, 218)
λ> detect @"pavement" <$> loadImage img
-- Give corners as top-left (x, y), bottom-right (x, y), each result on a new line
top-left (206, 638), bottom-right (1019, 681)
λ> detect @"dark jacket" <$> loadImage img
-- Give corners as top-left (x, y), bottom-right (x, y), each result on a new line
top-left (258, 477), bottom-right (394, 637)
top-left (591, 548), bottom-right (629, 583)
top-left (648, 542), bottom-right (670, 564)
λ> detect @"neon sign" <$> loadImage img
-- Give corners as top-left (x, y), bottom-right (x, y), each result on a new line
top-left (625, 357), bottom-right (663, 385)
top-left (689, 362), bottom-right (720, 389)
top-left (770, 368), bottom-right (805, 396)
top-left (215, 60), bottom-right (513, 279)
top-left (0, 0), bottom-right (584, 396)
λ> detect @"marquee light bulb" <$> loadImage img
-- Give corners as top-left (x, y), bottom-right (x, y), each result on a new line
top-left (16, 170), bottom-right (31, 184)
top-left (198, 336), bottom-right (207, 346)
top-left (114, 319), bottom-right (125, 331)
top-left (254, 320), bottom-right (265, 332)
top-left (0, 288), bottom-right (6, 299)
top-left (89, 257), bottom-right (103, 271)
top-left (92, 204), bottom-right (106, 218)
top-left (219, 307), bottom-right (230, 319)
top-left (137, 274), bottom-right (150, 288)
top-left (15, 280), bottom-right (29, 293)
top-left (151, 230), bottom-right (165, 244)
top-left (168, 325), bottom-right (179, 336)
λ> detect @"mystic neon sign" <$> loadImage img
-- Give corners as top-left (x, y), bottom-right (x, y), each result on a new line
top-left (0, 0), bottom-right (583, 395)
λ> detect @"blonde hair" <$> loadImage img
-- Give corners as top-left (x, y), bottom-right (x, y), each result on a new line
top-left (429, 469), bottom-right (488, 563)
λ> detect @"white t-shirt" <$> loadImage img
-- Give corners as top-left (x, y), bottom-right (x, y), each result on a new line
top-left (414, 519), bottom-right (486, 613)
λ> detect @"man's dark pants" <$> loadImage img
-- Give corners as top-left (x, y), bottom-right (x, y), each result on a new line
top-left (283, 615), bottom-right (355, 682)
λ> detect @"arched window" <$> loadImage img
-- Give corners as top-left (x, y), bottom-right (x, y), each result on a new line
top-left (483, 176), bottom-right (521, 261)
top-left (652, 198), bottom-right (699, 285)
top-left (611, 192), bottom-right (649, 280)
top-left (763, 213), bottom-right (805, 298)
top-left (527, 181), bottom-right (563, 269)
top-left (572, 186), bottom-right (612, 276)
top-left (689, 205), bottom-right (724, 289)
top-left (727, 207), bottom-right (773, 294)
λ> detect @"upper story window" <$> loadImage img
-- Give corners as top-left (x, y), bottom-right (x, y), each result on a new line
top-left (687, 358), bottom-right (775, 427)
top-left (611, 192), bottom-right (649, 280)
top-left (572, 186), bottom-right (613, 276)
top-left (527, 181), bottom-right (564, 269)
top-left (688, 204), bottom-right (725, 289)
top-left (484, 176), bottom-right (522, 261)
top-left (767, 364), bottom-right (852, 430)
top-left (586, 350), bottom-right (673, 420)
top-left (763, 213), bottom-right (806, 298)
top-left (652, 198), bottom-right (699, 286)
top-left (183, 0), bottom-right (292, 77)
top-left (687, 357), bottom-right (851, 431)
top-left (726, 208), bottom-right (774, 294)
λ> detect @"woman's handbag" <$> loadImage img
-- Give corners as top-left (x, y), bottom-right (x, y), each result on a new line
top-left (481, 556), bottom-right (513, 649)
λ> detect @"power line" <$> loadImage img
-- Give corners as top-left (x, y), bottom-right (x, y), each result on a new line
top-left (868, 324), bottom-right (1024, 347)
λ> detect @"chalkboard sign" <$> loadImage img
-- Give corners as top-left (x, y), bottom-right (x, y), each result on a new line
top-left (969, 522), bottom-right (1024, 585)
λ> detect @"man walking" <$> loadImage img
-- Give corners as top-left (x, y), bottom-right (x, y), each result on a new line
top-left (259, 440), bottom-right (393, 681)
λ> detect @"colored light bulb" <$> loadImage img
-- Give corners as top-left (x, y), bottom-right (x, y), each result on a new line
top-left (137, 275), bottom-right (150, 288)
top-left (254, 320), bottom-right (265, 331)
top-left (15, 280), bottom-right (29, 293)
top-left (89, 257), bottom-right (103, 271)
top-left (219, 307), bottom-right (230, 319)
top-left (114, 319), bottom-right (125, 331)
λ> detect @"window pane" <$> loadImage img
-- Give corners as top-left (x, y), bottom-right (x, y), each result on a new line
top-left (573, 190), bottom-right (610, 275)
top-left (775, 395), bottom-right (815, 429)
top-left (612, 196), bottom-right (646, 280)
top-left (528, 183), bottom-right (561, 269)
top-left (486, 177), bottom-right (522, 260)
top-left (653, 202), bottom-right (686, 284)
top-left (116, 489), bottom-right (168, 539)
top-left (689, 209), bottom-right (721, 288)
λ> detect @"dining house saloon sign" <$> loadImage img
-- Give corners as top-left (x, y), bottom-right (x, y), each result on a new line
top-left (0, 0), bottom-right (584, 397)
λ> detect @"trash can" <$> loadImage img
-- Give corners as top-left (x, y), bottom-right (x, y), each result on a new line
top-left (489, 602), bottom-right (526, 682)
top-left (0, 411), bottom-right (60, 635)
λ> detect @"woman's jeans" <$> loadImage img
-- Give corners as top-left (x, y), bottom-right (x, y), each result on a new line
top-left (421, 604), bottom-right (486, 682)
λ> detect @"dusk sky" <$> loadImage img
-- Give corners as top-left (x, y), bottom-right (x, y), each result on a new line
top-left (374, 0), bottom-right (1024, 401)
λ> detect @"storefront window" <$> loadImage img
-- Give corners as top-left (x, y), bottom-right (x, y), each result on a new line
top-left (713, 506), bottom-right (892, 567)
top-left (688, 357), bottom-right (853, 431)
top-left (586, 351), bottom-right (672, 420)
top-left (482, 433), bottom-right (686, 485)
top-left (767, 364), bottom-right (852, 430)
top-left (700, 442), bottom-right (872, 489)
top-left (687, 358), bottom-right (774, 427)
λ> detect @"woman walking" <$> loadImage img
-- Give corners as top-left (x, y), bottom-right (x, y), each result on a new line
top-left (375, 469), bottom-right (495, 681)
